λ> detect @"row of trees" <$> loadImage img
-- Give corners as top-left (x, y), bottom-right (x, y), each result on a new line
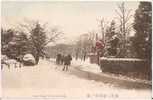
top-left (2, 21), bottom-right (63, 64)
top-left (2, 2), bottom-right (151, 65)
top-left (74, 2), bottom-right (151, 61)
top-left (75, 34), bottom-right (93, 60)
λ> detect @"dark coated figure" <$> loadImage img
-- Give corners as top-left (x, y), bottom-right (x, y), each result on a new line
top-left (60, 55), bottom-right (65, 65)
top-left (56, 53), bottom-right (62, 65)
top-left (63, 54), bottom-right (72, 71)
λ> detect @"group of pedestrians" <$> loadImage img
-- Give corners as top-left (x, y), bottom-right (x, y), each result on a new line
top-left (56, 53), bottom-right (72, 71)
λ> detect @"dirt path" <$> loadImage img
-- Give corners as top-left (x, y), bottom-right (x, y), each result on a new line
top-left (2, 59), bottom-right (151, 99)
top-left (68, 65), bottom-right (151, 90)
top-left (50, 59), bottom-right (151, 90)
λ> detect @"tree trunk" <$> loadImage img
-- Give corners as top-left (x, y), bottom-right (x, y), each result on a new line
top-left (83, 52), bottom-right (86, 61)
top-left (75, 52), bottom-right (78, 60)
top-left (35, 55), bottom-right (39, 64)
top-left (35, 50), bottom-right (40, 64)
top-left (97, 51), bottom-right (100, 65)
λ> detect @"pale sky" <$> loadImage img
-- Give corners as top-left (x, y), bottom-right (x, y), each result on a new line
top-left (1, 1), bottom-right (139, 44)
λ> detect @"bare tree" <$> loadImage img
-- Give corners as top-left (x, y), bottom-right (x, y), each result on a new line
top-left (75, 33), bottom-right (93, 61)
top-left (115, 2), bottom-right (133, 44)
top-left (88, 30), bottom-right (98, 47)
top-left (98, 18), bottom-right (108, 43)
top-left (17, 20), bottom-right (63, 64)
top-left (75, 40), bottom-right (81, 60)
top-left (115, 2), bottom-right (133, 57)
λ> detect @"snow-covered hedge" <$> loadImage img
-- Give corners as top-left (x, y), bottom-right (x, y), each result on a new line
top-left (23, 54), bottom-right (35, 65)
top-left (100, 57), bottom-right (151, 80)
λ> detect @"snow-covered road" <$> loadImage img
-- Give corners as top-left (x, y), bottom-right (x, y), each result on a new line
top-left (2, 59), bottom-right (152, 100)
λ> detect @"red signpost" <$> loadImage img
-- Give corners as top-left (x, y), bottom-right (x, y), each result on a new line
top-left (89, 39), bottom-right (105, 64)
top-left (96, 40), bottom-right (105, 65)
top-left (96, 40), bottom-right (105, 51)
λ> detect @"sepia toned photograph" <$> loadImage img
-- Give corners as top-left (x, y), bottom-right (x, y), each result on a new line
top-left (1, 0), bottom-right (152, 100)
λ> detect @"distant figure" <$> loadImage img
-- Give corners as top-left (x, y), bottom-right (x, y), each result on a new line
top-left (56, 53), bottom-right (61, 65)
top-left (60, 55), bottom-right (65, 65)
top-left (67, 54), bottom-right (72, 66)
top-left (63, 54), bottom-right (72, 71)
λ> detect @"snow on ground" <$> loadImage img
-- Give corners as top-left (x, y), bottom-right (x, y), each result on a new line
top-left (2, 59), bottom-right (152, 100)
top-left (71, 58), bottom-right (151, 85)
top-left (72, 58), bottom-right (101, 73)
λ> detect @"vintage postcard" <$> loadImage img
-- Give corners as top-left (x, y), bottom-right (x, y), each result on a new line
top-left (1, 0), bottom-right (152, 100)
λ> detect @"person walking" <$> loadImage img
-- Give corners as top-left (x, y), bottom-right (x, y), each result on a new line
top-left (56, 53), bottom-right (61, 65)
top-left (60, 55), bottom-right (65, 65)
top-left (63, 54), bottom-right (72, 71)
